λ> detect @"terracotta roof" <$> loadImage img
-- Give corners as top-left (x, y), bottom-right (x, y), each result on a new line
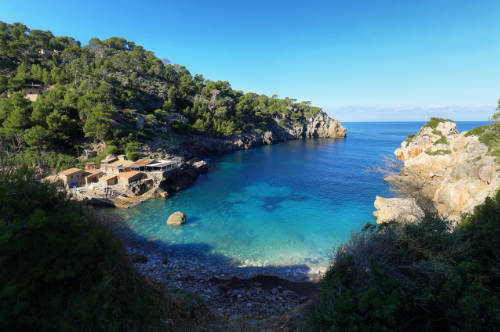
top-left (132, 159), bottom-right (155, 167)
top-left (118, 171), bottom-right (142, 179)
top-left (101, 155), bottom-right (118, 163)
top-left (99, 174), bottom-right (117, 181)
top-left (84, 170), bottom-right (103, 177)
top-left (108, 159), bottom-right (134, 167)
top-left (60, 168), bottom-right (83, 176)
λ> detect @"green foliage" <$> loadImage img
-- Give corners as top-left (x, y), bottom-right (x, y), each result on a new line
top-left (0, 165), bottom-right (166, 331)
top-left (0, 20), bottom-right (326, 165)
top-left (423, 117), bottom-right (452, 129)
top-left (12, 149), bottom-right (75, 171)
top-left (89, 145), bottom-right (119, 166)
top-left (405, 133), bottom-right (415, 143)
top-left (465, 124), bottom-right (500, 162)
top-left (82, 104), bottom-right (112, 142)
top-left (170, 120), bottom-right (193, 135)
top-left (23, 125), bottom-right (49, 148)
top-left (432, 129), bottom-right (449, 145)
top-left (313, 193), bottom-right (500, 331)
top-left (426, 149), bottom-right (451, 155)
top-left (125, 141), bottom-right (142, 161)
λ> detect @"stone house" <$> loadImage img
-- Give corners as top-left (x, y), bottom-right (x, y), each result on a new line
top-left (118, 171), bottom-right (146, 185)
top-left (98, 174), bottom-right (118, 186)
top-left (85, 162), bottom-right (97, 170)
top-left (23, 83), bottom-right (44, 102)
top-left (101, 159), bottom-right (134, 174)
top-left (83, 169), bottom-right (103, 185)
top-left (130, 158), bottom-right (155, 171)
top-left (59, 168), bottom-right (85, 187)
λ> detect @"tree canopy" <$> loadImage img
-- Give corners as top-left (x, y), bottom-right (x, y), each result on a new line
top-left (0, 21), bottom-right (324, 170)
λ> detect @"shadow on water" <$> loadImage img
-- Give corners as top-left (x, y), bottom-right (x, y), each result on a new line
top-left (94, 207), bottom-right (320, 295)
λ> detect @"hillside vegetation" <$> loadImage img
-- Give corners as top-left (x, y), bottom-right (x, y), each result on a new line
top-left (312, 192), bottom-right (500, 331)
top-left (0, 159), bottom-right (233, 331)
top-left (0, 21), bottom-right (323, 170)
top-left (465, 103), bottom-right (500, 160)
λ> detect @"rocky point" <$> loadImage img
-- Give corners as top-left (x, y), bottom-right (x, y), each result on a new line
top-left (374, 119), bottom-right (500, 223)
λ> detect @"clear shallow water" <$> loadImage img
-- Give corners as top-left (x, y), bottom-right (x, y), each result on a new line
top-left (114, 122), bottom-right (488, 268)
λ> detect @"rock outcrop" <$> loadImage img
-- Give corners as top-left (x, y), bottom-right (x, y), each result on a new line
top-left (167, 211), bottom-right (187, 226)
top-left (374, 119), bottom-right (500, 223)
top-left (374, 196), bottom-right (424, 223)
top-left (176, 111), bottom-right (346, 156)
top-left (287, 112), bottom-right (347, 139)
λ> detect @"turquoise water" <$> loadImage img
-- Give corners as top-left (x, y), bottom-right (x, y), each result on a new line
top-left (114, 122), bottom-right (487, 267)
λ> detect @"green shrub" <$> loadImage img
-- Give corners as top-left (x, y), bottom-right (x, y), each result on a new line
top-left (170, 120), bottom-right (193, 135)
top-left (426, 149), bottom-right (451, 155)
top-left (91, 145), bottom-right (119, 166)
top-left (0, 166), bottom-right (166, 331)
top-left (13, 149), bottom-right (76, 172)
top-left (313, 194), bottom-right (500, 331)
top-left (423, 117), bottom-right (452, 129)
top-left (465, 124), bottom-right (500, 162)
top-left (406, 133), bottom-right (416, 143)
top-left (125, 141), bottom-right (142, 161)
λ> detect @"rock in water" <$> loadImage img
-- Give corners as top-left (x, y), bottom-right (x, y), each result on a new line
top-left (167, 211), bottom-right (187, 226)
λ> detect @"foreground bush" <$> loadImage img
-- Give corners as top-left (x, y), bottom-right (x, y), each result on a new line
top-left (313, 191), bottom-right (500, 331)
top-left (0, 166), bottom-right (166, 331)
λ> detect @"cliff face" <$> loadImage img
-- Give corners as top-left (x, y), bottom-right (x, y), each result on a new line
top-left (177, 111), bottom-right (346, 156)
top-left (374, 120), bottom-right (500, 223)
top-left (285, 112), bottom-right (347, 139)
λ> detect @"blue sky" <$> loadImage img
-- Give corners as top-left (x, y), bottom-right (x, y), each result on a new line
top-left (1, 0), bottom-right (499, 121)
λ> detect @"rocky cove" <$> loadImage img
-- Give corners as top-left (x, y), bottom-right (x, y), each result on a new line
top-left (84, 119), bottom-right (498, 324)
top-left (86, 119), bottom-right (496, 324)
top-left (88, 120), bottom-right (497, 320)
top-left (76, 111), bottom-right (347, 208)
top-left (72, 112), bottom-right (348, 319)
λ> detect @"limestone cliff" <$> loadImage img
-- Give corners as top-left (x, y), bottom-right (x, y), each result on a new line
top-left (374, 119), bottom-right (500, 223)
top-left (176, 111), bottom-right (346, 156)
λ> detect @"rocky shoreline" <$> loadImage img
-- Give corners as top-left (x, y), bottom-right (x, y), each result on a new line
top-left (79, 111), bottom-right (346, 209)
top-left (374, 119), bottom-right (500, 223)
top-left (175, 112), bottom-right (346, 157)
top-left (91, 208), bottom-right (327, 320)
top-left (124, 243), bottom-right (321, 320)
top-left (83, 113), bottom-right (345, 319)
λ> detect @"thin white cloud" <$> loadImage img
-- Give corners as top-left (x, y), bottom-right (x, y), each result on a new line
top-left (324, 105), bottom-right (495, 122)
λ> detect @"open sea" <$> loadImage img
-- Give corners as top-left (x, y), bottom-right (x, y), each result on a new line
top-left (111, 122), bottom-right (487, 268)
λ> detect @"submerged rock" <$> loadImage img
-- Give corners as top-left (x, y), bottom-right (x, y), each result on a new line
top-left (167, 211), bottom-right (187, 226)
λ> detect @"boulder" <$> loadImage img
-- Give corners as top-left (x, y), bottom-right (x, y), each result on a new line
top-left (373, 196), bottom-right (424, 223)
top-left (167, 211), bottom-right (187, 226)
top-left (192, 159), bottom-right (209, 173)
